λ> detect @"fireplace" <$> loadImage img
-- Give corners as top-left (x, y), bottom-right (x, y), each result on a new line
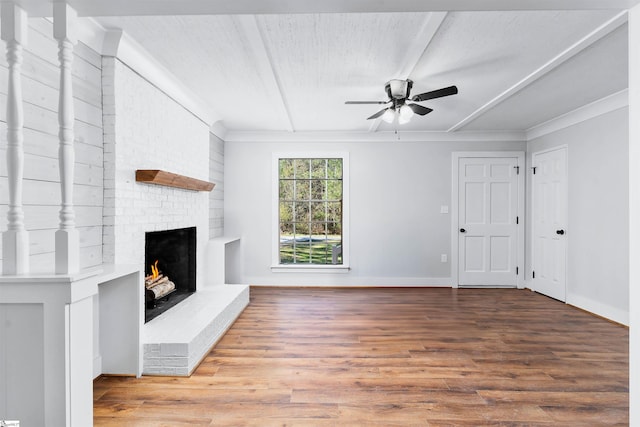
top-left (145, 227), bottom-right (197, 323)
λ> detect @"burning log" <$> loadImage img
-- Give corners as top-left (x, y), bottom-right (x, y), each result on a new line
top-left (145, 275), bottom-right (168, 289)
top-left (145, 260), bottom-right (179, 310)
top-left (147, 280), bottom-right (176, 299)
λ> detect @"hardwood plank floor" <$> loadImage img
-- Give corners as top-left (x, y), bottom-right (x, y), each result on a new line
top-left (94, 287), bottom-right (629, 426)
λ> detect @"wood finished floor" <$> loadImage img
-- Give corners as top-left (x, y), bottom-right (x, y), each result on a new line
top-left (94, 287), bottom-right (629, 426)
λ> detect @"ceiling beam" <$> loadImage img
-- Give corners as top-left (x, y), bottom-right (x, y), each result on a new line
top-left (236, 15), bottom-right (294, 132)
top-left (369, 11), bottom-right (448, 132)
top-left (448, 10), bottom-right (628, 132)
top-left (11, 0), bottom-right (640, 18)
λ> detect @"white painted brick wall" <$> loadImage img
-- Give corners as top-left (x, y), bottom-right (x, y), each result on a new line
top-left (209, 133), bottom-right (224, 238)
top-left (102, 58), bottom-right (210, 287)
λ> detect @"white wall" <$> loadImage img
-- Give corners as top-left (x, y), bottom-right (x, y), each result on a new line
top-left (225, 138), bottom-right (525, 286)
top-left (0, 18), bottom-right (103, 273)
top-left (527, 107), bottom-right (629, 324)
top-left (102, 57), bottom-right (210, 286)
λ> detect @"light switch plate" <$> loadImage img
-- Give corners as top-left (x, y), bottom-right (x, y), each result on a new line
top-left (441, 254), bottom-right (448, 263)
top-left (440, 205), bottom-right (449, 214)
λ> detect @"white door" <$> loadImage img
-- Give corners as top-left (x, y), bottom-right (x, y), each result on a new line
top-left (458, 157), bottom-right (519, 287)
top-left (532, 147), bottom-right (567, 301)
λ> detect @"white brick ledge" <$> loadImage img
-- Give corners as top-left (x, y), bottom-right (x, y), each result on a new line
top-left (143, 285), bottom-right (249, 376)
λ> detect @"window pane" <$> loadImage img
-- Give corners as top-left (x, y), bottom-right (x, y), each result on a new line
top-left (327, 158), bottom-right (342, 179)
top-left (311, 221), bottom-right (327, 235)
top-left (311, 159), bottom-right (326, 178)
top-left (295, 180), bottom-right (310, 200)
top-left (310, 202), bottom-right (326, 222)
top-left (295, 222), bottom-right (310, 236)
top-left (280, 202), bottom-right (293, 222)
top-left (327, 180), bottom-right (342, 200)
top-left (327, 201), bottom-right (342, 221)
top-left (280, 242), bottom-right (294, 263)
top-left (328, 222), bottom-right (342, 237)
top-left (310, 180), bottom-right (325, 200)
top-left (294, 203), bottom-right (310, 222)
top-left (280, 181), bottom-right (294, 200)
top-left (279, 159), bottom-right (294, 178)
top-left (281, 222), bottom-right (294, 236)
top-left (294, 159), bottom-right (310, 179)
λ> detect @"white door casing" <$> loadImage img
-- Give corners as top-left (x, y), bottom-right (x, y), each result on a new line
top-left (531, 146), bottom-right (568, 301)
top-left (451, 152), bottom-right (525, 288)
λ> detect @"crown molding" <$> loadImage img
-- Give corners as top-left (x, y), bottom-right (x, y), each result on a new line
top-left (101, 29), bottom-right (219, 126)
top-left (526, 89), bottom-right (628, 140)
top-left (224, 130), bottom-right (526, 143)
top-left (73, 16), bottom-right (219, 126)
top-left (209, 121), bottom-right (228, 141)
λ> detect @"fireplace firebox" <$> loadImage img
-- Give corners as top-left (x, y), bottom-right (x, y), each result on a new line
top-left (145, 227), bottom-right (196, 323)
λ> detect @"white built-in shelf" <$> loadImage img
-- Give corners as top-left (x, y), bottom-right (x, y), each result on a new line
top-left (207, 237), bottom-right (240, 285)
top-left (209, 236), bottom-right (240, 245)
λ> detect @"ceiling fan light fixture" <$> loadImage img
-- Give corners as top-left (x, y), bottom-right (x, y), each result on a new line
top-left (399, 104), bottom-right (414, 120)
top-left (381, 108), bottom-right (396, 123)
top-left (387, 79), bottom-right (412, 99)
top-left (398, 114), bottom-right (411, 125)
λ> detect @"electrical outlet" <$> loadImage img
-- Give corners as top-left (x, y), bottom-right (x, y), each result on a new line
top-left (441, 254), bottom-right (447, 263)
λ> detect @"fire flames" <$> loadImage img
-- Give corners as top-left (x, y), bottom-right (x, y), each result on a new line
top-left (151, 260), bottom-right (159, 280)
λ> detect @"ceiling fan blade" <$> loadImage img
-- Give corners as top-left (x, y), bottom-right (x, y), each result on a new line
top-left (367, 107), bottom-right (390, 120)
top-left (345, 101), bottom-right (389, 105)
top-left (411, 85), bottom-right (458, 102)
top-left (408, 103), bottom-right (433, 116)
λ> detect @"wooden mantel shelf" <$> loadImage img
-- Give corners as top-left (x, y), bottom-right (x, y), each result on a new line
top-left (136, 170), bottom-right (215, 192)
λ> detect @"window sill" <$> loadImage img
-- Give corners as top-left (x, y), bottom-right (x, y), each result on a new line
top-left (271, 265), bottom-right (351, 274)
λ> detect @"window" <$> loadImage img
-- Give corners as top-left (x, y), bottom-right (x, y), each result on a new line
top-left (273, 153), bottom-right (349, 270)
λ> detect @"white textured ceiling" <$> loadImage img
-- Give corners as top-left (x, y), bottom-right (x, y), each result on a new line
top-left (95, 6), bottom-right (628, 133)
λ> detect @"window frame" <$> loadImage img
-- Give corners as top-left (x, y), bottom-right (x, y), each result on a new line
top-left (272, 152), bottom-right (350, 272)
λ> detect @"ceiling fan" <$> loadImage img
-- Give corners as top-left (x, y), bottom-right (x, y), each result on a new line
top-left (345, 79), bottom-right (458, 124)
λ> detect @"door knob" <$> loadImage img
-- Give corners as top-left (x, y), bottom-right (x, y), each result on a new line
top-left (556, 229), bottom-right (565, 235)
top-left (460, 228), bottom-right (466, 233)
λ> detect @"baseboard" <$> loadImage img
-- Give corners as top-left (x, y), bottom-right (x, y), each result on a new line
top-left (566, 293), bottom-right (629, 326)
top-left (246, 277), bottom-right (452, 287)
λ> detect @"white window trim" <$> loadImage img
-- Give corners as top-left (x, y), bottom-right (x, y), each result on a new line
top-left (271, 151), bottom-right (350, 271)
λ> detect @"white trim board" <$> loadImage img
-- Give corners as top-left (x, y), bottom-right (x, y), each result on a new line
top-left (526, 89), bottom-right (628, 140)
top-left (567, 292), bottom-right (629, 326)
top-left (102, 29), bottom-right (218, 126)
top-left (226, 130), bottom-right (526, 143)
top-left (246, 278), bottom-right (453, 287)
top-left (69, 16), bottom-right (218, 127)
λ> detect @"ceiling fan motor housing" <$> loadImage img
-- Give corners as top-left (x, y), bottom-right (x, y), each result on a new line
top-left (386, 79), bottom-right (413, 99)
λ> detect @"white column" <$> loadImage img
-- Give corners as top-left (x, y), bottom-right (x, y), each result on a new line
top-left (54, 3), bottom-right (79, 274)
top-left (1, 3), bottom-right (29, 275)
top-left (629, 5), bottom-right (640, 425)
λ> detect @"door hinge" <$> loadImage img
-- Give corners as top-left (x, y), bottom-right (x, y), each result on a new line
top-left (516, 216), bottom-right (519, 224)
top-left (532, 270), bottom-right (536, 279)
top-left (516, 266), bottom-right (519, 275)
top-left (532, 166), bottom-right (537, 175)
top-left (514, 166), bottom-right (520, 175)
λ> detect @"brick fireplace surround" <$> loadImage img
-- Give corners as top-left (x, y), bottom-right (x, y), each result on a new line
top-left (101, 56), bottom-right (248, 376)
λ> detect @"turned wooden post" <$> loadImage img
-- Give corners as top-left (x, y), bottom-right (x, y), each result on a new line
top-left (54, 3), bottom-right (79, 274)
top-left (1, 3), bottom-right (29, 275)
